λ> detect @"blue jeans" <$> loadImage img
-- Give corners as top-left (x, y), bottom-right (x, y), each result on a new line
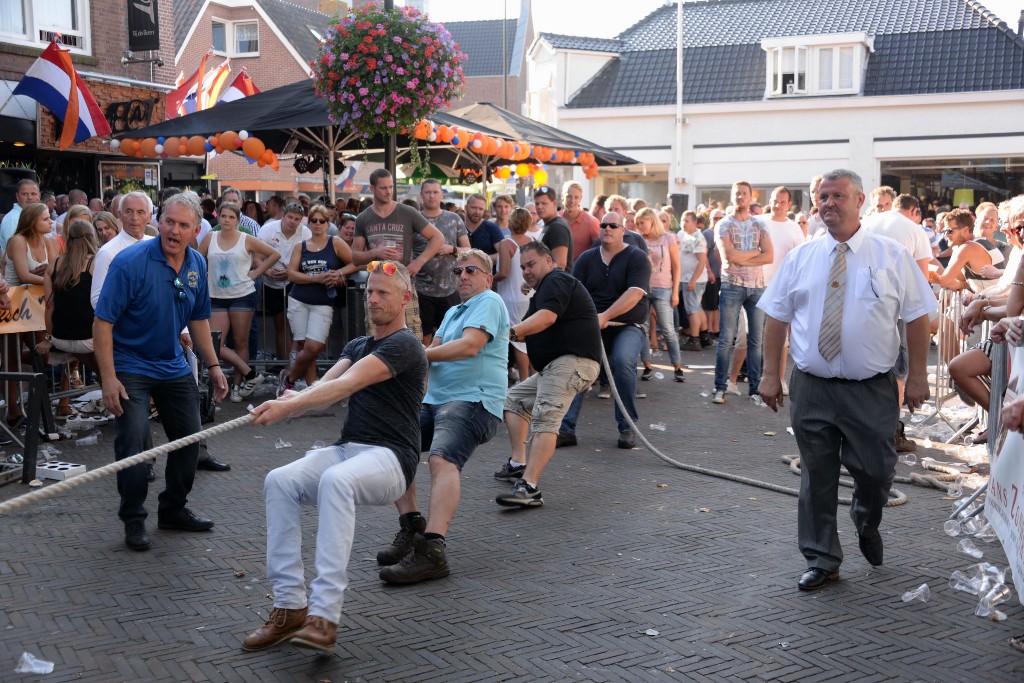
top-left (641, 287), bottom-right (681, 367)
top-left (421, 401), bottom-right (500, 470)
top-left (114, 372), bottom-right (201, 521)
top-left (561, 324), bottom-right (645, 435)
top-left (715, 283), bottom-right (765, 394)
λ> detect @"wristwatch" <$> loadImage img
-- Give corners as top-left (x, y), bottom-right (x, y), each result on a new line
top-left (509, 328), bottom-right (520, 343)
top-left (43, 334), bottom-right (52, 342)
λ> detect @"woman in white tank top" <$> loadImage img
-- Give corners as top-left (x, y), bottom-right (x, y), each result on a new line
top-left (198, 203), bottom-right (280, 402)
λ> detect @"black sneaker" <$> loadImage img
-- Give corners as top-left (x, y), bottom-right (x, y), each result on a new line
top-left (699, 333), bottom-right (712, 348)
top-left (379, 535), bottom-right (450, 584)
top-left (641, 367), bottom-right (653, 381)
top-left (493, 459), bottom-right (526, 481)
top-left (674, 368), bottom-right (686, 382)
top-left (555, 432), bottom-right (577, 448)
top-left (680, 337), bottom-right (702, 352)
top-left (495, 480), bottom-right (543, 507)
top-left (376, 514), bottom-right (426, 565)
top-left (617, 430), bottom-right (636, 449)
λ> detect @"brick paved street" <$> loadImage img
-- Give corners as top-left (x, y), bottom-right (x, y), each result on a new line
top-left (1, 347), bottom-right (1022, 682)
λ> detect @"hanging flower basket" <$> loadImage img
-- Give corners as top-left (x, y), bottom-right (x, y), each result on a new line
top-left (312, 3), bottom-right (466, 140)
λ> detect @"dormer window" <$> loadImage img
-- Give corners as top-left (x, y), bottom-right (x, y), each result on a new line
top-left (762, 33), bottom-right (873, 98)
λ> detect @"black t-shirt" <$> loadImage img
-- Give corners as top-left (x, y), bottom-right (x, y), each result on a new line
top-left (467, 219), bottom-right (504, 255)
top-left (338, 328), bottom-right (427, 489)
top-left (525, 269), bottom-right (601, 372)
top-left (541, 216), bottom-right (575, 270)
top-left (572, 245), bottom-right (651, 325)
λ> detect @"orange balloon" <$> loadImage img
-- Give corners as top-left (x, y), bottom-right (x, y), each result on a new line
top-left (220, 131), bottom-right (238, 151)
top-left (414, 119), bottom-right (431, 140)
top-left (140, 138), bottom-right (158, 157)
top-left (257, 159), bottom-right (266, 168)
top-left (187, 135), bottom-right (207, 156)
top-left (270, 159), bottom-right (280, 171)
top-left (242, 137), bottom-right (266, 160)
top-left (119, 139), bottom-right (135, 155)
top-left (209, 135), bottom-right (219, 148)
top-left (164, 138), bottom-right (181, 158)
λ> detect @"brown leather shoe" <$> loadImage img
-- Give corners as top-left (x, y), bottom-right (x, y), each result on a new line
top-left (241, 606), bottom-right (308, 651)
top-left (288, 615), bottom-right (337, 653)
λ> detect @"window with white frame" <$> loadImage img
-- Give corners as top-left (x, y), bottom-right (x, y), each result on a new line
top-left (212, 19), bottom-right (259, 57)
top-left (762, 33), bottom-right (872, 98)
top-left (0, 0), bottom-right (90, 53)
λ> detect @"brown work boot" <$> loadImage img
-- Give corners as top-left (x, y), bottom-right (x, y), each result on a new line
top-left (895, 420), bottom-right (917, 453)
top-left (289, 615), bottom-right (338, 653)
top-left (376, 512), bottom-right (426, 565)
top-left (378, 534), bottom-right (450, 585)
top-left (241, 606), bottom-right (308, 652)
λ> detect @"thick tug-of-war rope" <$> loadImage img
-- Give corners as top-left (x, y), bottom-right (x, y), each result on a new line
top-left (598, 337), bottom-right (912, 507)
top-left (0, 414), bottom-right (254, 515)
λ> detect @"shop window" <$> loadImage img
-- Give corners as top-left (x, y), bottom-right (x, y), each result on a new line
top-left (212, 19), bottom-right (259, 57)
top-left (762, 34), bottom-right (871, 98)
top-left (0, 0), bottom-right (89, 53)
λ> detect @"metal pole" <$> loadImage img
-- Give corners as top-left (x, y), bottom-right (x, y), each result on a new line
top-left (503, 0), bottom-right (509, 110)
top-left (673, 0), bottom-right (685, 190)
top-left (385, 0), bottom-right (396, 194)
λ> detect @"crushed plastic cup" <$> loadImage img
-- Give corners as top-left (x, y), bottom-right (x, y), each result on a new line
top-left (957, 538), bottom-right (984, 559)
top-left (923, 438), bottom-right (933, 448)
top-left (943, 520), bottom-right (962, 536)
top-left (897, 453), bottom-right (917, 466)
top-left (901, 583), bottom-right (930, 603)
top-left (699, 386), bottom-right (710, 398)
top-left (976, 583), bottom-right (1012, 617)
top-left (653, 372), bottom-right (665, 380)
top-left (15, 651), bottom-right (54, 674)
top-left (949, 570), bottom-right (983, 595)
top-left (4, 452), bottom-right (23, 464)
top-left (947, 483), bottom-right (963, 497)
top-left (74, 432), bottom-right (101, 447)
top-left (312, 441), bottom-right (326, 450)
top-left (275, 438), bottom-right (292, 449)
top-left (649, 423), bottom-right (666, 431)
top-left (974, 523), bottom-right (998, 543)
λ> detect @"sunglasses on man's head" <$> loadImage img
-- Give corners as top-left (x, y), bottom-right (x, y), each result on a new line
top-left (452, 265), bottom-right (484, 276)
top-left (367, 260), bottom-right (398, 275)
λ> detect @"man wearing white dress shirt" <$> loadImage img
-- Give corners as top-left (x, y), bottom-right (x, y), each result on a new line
top-left (757, 169), bottom-right (936, 592)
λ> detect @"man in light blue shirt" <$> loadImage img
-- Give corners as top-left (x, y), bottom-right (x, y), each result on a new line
top-left (377, 248), bottom-right (509, 585)
top-left (0, 179), bottom-right (40, 251)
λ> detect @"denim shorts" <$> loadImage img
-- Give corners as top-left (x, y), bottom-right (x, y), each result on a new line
top-left (211, 290), bottom-right (258, 312)
top-left (420, 400), bottom-right (500, 470)
top-left (682, 281), bottom-right (707, 316)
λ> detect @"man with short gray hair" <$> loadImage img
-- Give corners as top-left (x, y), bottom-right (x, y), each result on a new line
top-left (94, 191), bottom-right (229, 551)
top-left (0, 178), bottom-right (40, 249)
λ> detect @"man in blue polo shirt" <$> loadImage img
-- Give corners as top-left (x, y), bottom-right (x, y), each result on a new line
top-left (376, 249), bottom-right (509, 584)
top-left (558, 211), bottom-right (651, 449)
top-left (94, 193), bottom-right (229, 551)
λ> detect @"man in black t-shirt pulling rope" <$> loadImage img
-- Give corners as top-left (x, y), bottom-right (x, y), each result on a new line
top-left (243, 260), bottom-right (427, 654)
top-left (496, 241), bottom-right (602, 508)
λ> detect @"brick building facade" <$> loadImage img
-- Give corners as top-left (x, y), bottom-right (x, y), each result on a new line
top-left (0, 0), bottom-right (203, 200)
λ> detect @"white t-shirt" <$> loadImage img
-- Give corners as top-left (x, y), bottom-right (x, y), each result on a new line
top-left (91, 230), bottom-right (155, 308)
top-left (256, 222), bottom-right (311, 289)
top-left (762, 217), bottom-right (806, 283)
top-left (861, 211), bottom-right (933, 263)
top-left (677, 229), bottom-right (708, 284)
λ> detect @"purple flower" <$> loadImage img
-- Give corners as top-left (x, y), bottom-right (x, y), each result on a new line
top-left (359, 87), bottom-right (369, 96)
top-left (393, 36), bottom-right (403, 43)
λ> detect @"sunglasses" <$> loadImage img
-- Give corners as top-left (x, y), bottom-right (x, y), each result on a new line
top-left (342, 213), bottom-right (356, 219)
top-left (600, 222), bottom-right (623, 229)
top-left (171, 277), bottom-right (186, 301)
top-left (308, 217), bottom-right (329, 224)
top-left (452, 265), bottom-right (484, 276)
top-left (367, 260), bottom-right (399, 275)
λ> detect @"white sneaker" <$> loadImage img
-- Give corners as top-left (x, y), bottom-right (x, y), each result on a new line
top-left (726, 381), bottom-right (742, 396)
top-left (750, 394), bottom-right (767, 407)
top-left (712, 390), bottom-right (726, 404)
top-left (229, 385), bottom-right (242, 403)
top-left (782, 380), bottom-right (790, 397)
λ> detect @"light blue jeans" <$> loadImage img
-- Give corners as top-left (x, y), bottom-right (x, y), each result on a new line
top-left (714, 283), bottom-right (765, 394)
top-left (264, 442), bottom-right (407, 624)
top-left (641, 287), bottom-right (682, 367)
